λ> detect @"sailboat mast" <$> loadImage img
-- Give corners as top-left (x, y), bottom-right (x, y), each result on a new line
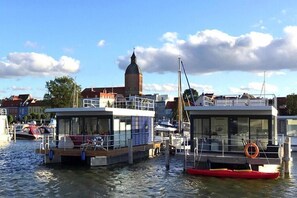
top-left (178, 57), bottom-right (183, 133)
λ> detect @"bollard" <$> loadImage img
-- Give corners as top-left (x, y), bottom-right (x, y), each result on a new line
top-left (128, 139), bottom-right (133, 164)
top-left (282, 137), bottom-right (292, 174)
top-left (165, 139), bottom-right (170, 170)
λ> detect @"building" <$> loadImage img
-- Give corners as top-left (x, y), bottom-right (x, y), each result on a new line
top-left (81, 52), bottom-right (142, 99)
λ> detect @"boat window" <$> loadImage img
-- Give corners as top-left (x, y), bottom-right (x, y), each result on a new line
top-left (84, 117), bottom-right (97, 135)
top-left (211, 117), bottom-right (228, 140)
top-left (250, 119), bottom-right (268, 149)
top-left (71, 117), bottom-right (80, 135)
top-left (287, 119), bottom-right (297, 136)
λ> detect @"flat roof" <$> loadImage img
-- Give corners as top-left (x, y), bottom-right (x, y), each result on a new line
top-left (185, 105), bottom-right (278, 116)
top-left (45, 107), bottom-right (155, 117)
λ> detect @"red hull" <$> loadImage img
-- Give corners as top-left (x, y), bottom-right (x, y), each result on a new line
top-left (186, 168), bottom-right (279, 179)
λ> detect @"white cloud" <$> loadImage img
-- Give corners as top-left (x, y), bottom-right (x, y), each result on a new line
top-left (0, 52), bottom-right (80, 78)
top-left (117, 26), bottom-right (297, 75)
top-left (161, 32), bottom-right (178, 43)
top-left (143, 82), bottom-right (214, 95)
top-left (229, 82), bottom-right (278, 95)
top-left (24, 41), bottom-right (39, 49)
top-left (11, 85), bottom-right (32, 91)
top-left (97, 40), bottom-right (106, 47)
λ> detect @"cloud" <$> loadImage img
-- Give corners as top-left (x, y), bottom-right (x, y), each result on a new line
top-left (0, 52), bottom-right (80, 78)
top-left (11, 85), bottom-right (32, 91)
top-left (97, 40), bottom-right (106, 47)
top-left (229, 82), bottom-right (278, 95)
top-left (143, 82), bottom-right (214, 95)
top-left (117, 26), bottom-right (297, 75)
top-left (24, 41), bottom-right (39, 49)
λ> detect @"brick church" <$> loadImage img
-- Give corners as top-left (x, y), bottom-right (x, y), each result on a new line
top-left (81, 52), bottom-right (143, 98)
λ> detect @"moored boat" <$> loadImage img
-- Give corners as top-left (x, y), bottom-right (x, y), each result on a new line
top-left (186, 168), bottom-right (280, 179)
top-left (0, 108), bottom-right (11, 142)
top-left (14, 124), bottom-right (41, 140)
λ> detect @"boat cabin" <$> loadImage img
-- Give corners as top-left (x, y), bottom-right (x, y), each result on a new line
top-left (42, 96), bottom-right (156, 166)
top-left (185, 94), bottom-right (278, 154)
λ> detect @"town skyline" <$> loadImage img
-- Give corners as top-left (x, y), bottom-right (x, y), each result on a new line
top-left (1, 1), bottom-right (297, 99)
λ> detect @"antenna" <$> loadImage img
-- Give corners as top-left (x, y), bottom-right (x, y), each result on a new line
top-left (260, 71), bottom-right (266, 97)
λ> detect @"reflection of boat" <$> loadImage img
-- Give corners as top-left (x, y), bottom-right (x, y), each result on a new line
top-left (0, 109), bottom-right (11, 142)
top-left (15, 125), bottom-right (42, 140)
top-left (186, 168), bottom-right (280, 179)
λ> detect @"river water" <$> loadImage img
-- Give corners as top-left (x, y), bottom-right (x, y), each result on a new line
top-left (0, 140), bottom-right (296, 197)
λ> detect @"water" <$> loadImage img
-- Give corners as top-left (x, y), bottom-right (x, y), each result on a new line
top-left (0, 140), bottom-right (297, 197)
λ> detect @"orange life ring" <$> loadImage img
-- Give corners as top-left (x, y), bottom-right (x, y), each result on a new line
top-left (244, 143), bottom-right (259, 158)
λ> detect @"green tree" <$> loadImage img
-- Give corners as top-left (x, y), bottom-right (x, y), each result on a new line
top-left (45, 76), bottom-right (81, 108)
top-left (287, 94), bottom-right (297, 115)
top-left (183, 88), bottom-right (199, 106)
top-left (8, 115), bottom-right (14, 124)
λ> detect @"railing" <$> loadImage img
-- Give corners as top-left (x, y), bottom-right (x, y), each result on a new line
top-left (192, 137), bottom-right (282, 158)
top-left (39, 133), bottom-right (151, 152)
top-left (201, 94), bottom-right (277, 108)
top-left (83, 96), bottom-right (155, 111)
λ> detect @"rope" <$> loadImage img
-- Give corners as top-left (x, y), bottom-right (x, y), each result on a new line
top-left (257, 140), bottom-right (270, 165)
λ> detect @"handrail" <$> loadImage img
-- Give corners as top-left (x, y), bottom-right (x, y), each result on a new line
top-left (39, 132), bottom-right (151, 152)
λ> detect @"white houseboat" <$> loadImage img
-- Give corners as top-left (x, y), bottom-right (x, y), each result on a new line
top-left (0, 108), bottom-right (11, 142)
top-left (185, 93), bottom-right (282, 171)
top-left (38, 96), bottom-right (158, 166)
top-left (278, 115), bottom-right (297, 151)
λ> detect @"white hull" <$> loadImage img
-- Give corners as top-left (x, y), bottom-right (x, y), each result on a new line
top-left (0, 134), bottom-right (11, 142)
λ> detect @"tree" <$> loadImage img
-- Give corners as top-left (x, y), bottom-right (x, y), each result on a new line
top-left (183, 88), bottom-right (199, 106)
top-left (45, 76), bottom-right (81, 108)
top-left (287, 94), bottom-right (297, 115)
top-left (8, 115), bottom-right (14, 124)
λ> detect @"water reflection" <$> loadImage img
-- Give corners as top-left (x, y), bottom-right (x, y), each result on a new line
top-left (0, 140), bottom-right (297, 197)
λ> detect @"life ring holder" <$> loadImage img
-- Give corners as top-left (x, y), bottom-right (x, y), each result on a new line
top-left (244, 143), bottom-right (259, 158)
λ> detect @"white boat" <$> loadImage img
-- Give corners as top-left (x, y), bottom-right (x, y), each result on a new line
top-left (14, 124), bottom-right (42, 140)
top-left (39, 96), bottom-right (156, 166)
top-left (278, 115), bottom-right (297, 151)
top-left (0, 108), bottom-right (11, 142)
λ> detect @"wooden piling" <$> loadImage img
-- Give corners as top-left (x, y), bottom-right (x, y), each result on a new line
top-left (282, 137), bottom-right (292, 174)
top-left (128, 139), bottom-right (133, 164)
top-left (165, 139), bottom-right (170, 170)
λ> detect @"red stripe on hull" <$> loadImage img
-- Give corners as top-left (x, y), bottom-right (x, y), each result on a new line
top-left (186, 168), bottom-right (279, 179)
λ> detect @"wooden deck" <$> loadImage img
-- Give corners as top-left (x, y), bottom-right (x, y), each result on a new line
top-left (36, 144), bottom-right (154, 157)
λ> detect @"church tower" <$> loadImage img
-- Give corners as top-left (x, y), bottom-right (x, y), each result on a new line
top-left (125, 52), bottom-right (143, 97)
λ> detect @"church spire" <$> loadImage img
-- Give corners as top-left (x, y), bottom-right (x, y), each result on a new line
top-left (131, 51), bottom-right (136, 64)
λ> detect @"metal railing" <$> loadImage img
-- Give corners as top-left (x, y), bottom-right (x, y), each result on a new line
top-left (39, 133), bottom-right (151, 152)
top-left (83, 96), bottom-right (155, 111)
top-left (192, 136), bottom-right (282, 157)
top-left (200, 94), bottom-right (277, 108)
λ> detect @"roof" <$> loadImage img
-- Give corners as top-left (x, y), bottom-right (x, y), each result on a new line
top-left (81, 87), bottom-right (125, 98)
top-left (125, 52), bottom-right (142, 75)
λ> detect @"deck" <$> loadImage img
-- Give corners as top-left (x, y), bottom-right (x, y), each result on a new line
top-left (184, 152), bottom-right (281, 166)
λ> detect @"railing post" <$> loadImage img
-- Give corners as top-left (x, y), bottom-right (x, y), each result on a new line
top-left (165, 139), bottom-right (170, 170)
top-left (128, 139), bottom-right (133, 164)
top-left (222, 139), bottom-right (224, 157)
top-left (282, 137), bottom-right (292, 174)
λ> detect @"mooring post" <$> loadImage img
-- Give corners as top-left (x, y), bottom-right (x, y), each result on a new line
top-left (165, 139), bottom-right (170, 170)
top-left (128, 139), bottom-right (133, 164)
top-left (183, 136), bottom-right (187, 172)
top-left (282, 137), bottom-right (292, 174)
top-left (14, 125), bottom-right (16, 142)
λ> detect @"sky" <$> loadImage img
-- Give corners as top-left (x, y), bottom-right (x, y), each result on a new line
top-left (1, 0), bottom-right (297, 100)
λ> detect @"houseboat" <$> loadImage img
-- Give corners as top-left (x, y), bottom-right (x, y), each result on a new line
top-left (278, 115), bottom-right (297, 151)
top-left (184, 93), bottom-right (283, 173)
top-left (37, 96), bottom-right (158, 166)
top-left (0, 108), bottom-right (11, 142)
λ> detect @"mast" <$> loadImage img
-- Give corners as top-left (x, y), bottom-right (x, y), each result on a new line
top-left (178, 57), bottom-right (183, 133)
